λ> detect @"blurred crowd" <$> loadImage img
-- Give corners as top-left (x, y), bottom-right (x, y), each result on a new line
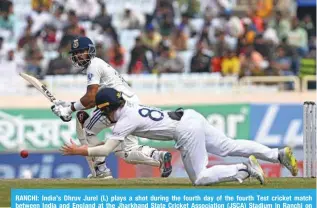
top-left (0, 0), bottom-right (316, 80)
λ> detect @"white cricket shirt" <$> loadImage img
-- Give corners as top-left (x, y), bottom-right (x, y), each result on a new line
top-left (110, 102), bottom-right (179, 141)
top-left (86, 57), bottom-right (135, 98)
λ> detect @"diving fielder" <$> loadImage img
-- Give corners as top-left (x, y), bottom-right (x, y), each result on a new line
top-left (60, 87), bottom-right (299, 185)
top-left (51, 37), bottom-right (172, 179)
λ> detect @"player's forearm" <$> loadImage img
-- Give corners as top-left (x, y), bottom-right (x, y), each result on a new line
top-left (70, 94), bottom-right (95, 111)
top-left (80, 95), bottom-right (96, 109)
top-left (87, 139), bottom-right (121, 156)
top-left (70, 85), bottom-right (99, 111)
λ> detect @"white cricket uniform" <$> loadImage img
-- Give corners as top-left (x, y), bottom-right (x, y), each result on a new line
top-left (109, 102), bottom-right (279, 185)
top-left (82, 57), bottom-right (141, 152)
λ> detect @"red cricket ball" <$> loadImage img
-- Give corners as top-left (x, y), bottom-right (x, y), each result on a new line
top-left (20, 150), bottom-right (29, 158)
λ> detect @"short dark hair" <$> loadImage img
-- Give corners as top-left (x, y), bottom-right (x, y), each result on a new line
top-left (58, 5), bottom-right (64, 12)
top-left (68, 10), bottom-right (76, 16)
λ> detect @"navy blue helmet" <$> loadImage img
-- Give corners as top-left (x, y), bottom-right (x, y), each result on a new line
top-left (69, 36), bottom-right (96, 68)
top-left (95, 88), bottom-right (125, 115)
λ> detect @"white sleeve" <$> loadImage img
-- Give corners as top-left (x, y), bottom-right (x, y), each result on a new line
top-left (86, 65), bottom-right (101, 86)
top-left (108, 116), bottom-right (137, 141)
top-left (87, 139), bottom-right (121, 156)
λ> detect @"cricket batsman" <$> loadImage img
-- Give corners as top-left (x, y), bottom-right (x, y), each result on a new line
top-left (51, 37), bottom-right (172, 179)
top-left (60, 87), bottom-right (299, 186)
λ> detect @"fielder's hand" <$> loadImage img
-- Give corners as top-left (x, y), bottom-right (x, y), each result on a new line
top-left (60, 139), bottom-right (88, 156)
top-left (51, 105), bottom-right (72, 122)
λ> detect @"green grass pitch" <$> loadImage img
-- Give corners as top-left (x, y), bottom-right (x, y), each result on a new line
top-left (0, 178), bottom-right (315, 206)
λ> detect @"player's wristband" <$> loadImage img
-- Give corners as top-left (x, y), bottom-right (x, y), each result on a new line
top-left (73, 100), bottom-right (85, 111)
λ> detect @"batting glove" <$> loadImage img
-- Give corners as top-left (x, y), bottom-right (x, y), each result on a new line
top-left (53, 100), bottom-right (72, 107)
top-left (51, 105), bottom-right (72, 122)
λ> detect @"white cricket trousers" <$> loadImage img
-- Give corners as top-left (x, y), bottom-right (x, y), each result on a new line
top-left (175, 110), bottom-right (279, 185)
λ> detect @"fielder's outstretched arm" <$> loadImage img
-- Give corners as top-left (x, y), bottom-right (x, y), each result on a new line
top-left (61, 115), bottom-right (135, 156)
top-left (88, 139), bottom-right (121, 156)
top-left (61, 139), bottom-right (121, 157)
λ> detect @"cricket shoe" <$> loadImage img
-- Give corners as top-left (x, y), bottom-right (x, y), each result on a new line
top-left (159, 151), bottom-right (173, 178)
top-left (236, 155), bottom-right (265, 184)
top-left (87, 169), bottom-right (113, 179)
top-left (87, 163), bottom-right (113, 179)
top-left (278, 147), bottom-right (298, 176)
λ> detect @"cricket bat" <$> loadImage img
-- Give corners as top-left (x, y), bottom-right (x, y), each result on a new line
top-left (19, 72), bottom-right (70, 122)
top-left (20, 72), bottom-right (97, 177)
top-left (19, 72), bottom-right (57, 103)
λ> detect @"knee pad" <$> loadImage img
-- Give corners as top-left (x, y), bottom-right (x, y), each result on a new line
top-left (75, 111), bottom-right (98, 176)
top-left (135, 145), bottom-right (157, 157)
top-left (76, 111), bottom-right (90, 128)
top-left (123, 151), bottom-right (160, 167)
top-left (117, 146), bottom-right (160, 167)
top-left (76, 111), bottom-right (109, 176)
top-left (76, 111), bottom-right (101, 146)
top-left (76, 111), bottom-right (90, 145)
